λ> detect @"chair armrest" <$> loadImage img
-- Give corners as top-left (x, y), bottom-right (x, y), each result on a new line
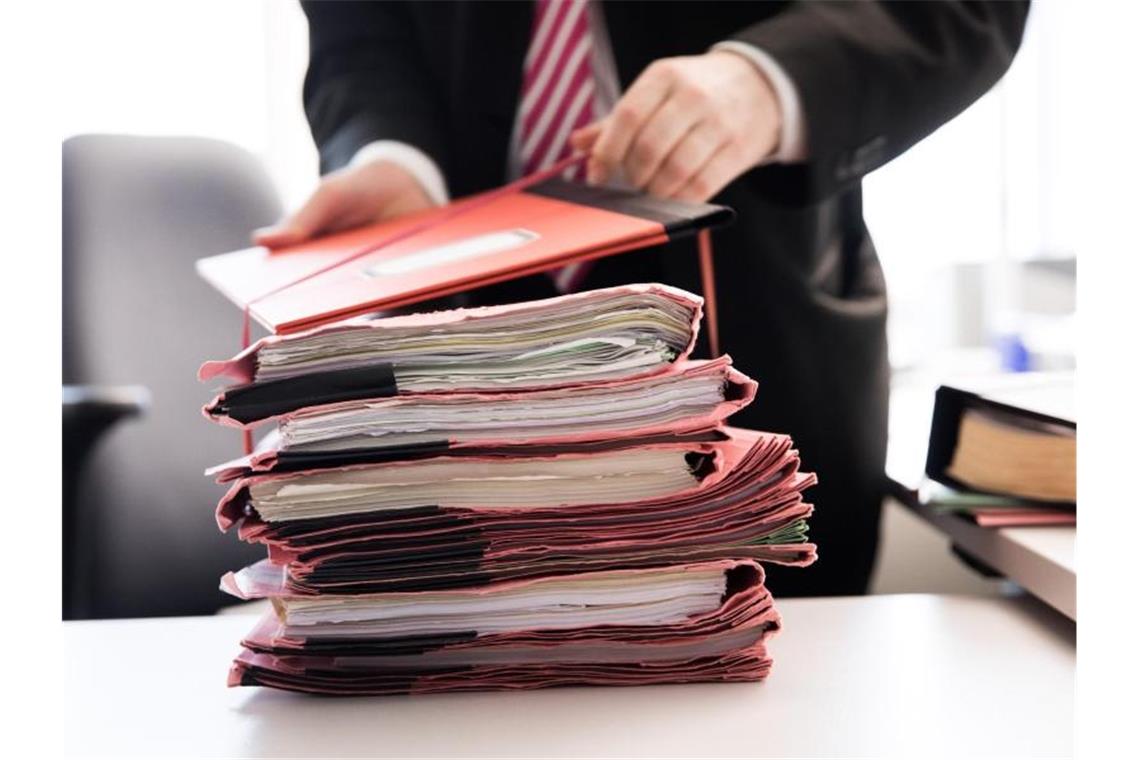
top-left (63, 385), bottom-right (150, 467)
top-left (63, 384), bottom-right (150, 413)
top-left (62, 384), bottom-right (150, 620)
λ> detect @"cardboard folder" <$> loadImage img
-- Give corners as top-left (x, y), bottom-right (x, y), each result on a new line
top-left (198, 283), bottom-right (705, 423)
top-left (197, 180), bottom-right (733, 335)
top-left (227, 559), bottom-right (780, 696)
top-left (215, 427), bottom-right (817, 596)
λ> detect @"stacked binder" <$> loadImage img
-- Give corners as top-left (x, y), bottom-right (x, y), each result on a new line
top-left (921, 380), bottom-right (1076, 526)
top-left (200, 283), bottom-right (817, 695)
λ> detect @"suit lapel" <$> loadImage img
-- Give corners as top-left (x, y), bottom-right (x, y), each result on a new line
top-left (450, 1), bottom-right (533, 193)
top-left (600, 0), bottom-right (657, 88)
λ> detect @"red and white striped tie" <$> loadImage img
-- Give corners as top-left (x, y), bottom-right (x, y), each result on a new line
top-left (518, 0), bottom-right (597, 292)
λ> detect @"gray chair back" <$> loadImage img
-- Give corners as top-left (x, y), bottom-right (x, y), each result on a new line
top-left (63, 134), bottom-right (282, 618)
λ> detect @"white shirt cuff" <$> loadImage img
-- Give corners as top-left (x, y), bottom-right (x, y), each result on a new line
top-left (349, 141), bottom-right (450, 205)
top-left (712, 41), bottom-right (808, 164)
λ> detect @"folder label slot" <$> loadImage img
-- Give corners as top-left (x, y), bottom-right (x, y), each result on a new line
top-left (364, 229), bottom-right (540, 277)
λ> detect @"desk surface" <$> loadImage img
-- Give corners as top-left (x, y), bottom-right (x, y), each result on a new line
top-left (65, 594), bottom-right (1074, 758)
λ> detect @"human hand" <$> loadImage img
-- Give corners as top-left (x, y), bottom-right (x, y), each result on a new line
top-left (252, 159), bottom-right (436, 248)
top-left (570, 51), bottom-right (781, 202)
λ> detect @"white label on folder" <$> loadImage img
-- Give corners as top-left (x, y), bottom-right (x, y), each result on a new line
top-left (363, 228), bottom-right (540, 277)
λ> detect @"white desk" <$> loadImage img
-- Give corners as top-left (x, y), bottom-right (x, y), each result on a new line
top-left (898, 497), bottom-right (1076, 618)
top-left (887, 378), bottom-right (1076, 619)
top-left (65, 594), bottom-right (1074, 758)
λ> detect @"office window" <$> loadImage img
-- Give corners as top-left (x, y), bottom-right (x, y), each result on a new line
top-left (60, 0), bottom-right (316, 207)
top-left (864, 2), bottom-right (1077, 372)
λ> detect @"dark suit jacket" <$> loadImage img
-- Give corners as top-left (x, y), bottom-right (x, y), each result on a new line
top-left (299, 0), bottom-right (1029, 596)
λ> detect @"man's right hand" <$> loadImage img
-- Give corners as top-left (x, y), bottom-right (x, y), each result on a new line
top-left (252, 159), bottom-right (436, 248)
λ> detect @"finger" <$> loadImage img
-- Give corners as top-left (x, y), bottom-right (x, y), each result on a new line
top-left (583, 120), bottom-right (614, 186)
top-left (569, 121), bottom-right (603, 153)
top-left (288, 180), bottom-right (348, 237)
top-left (587, 62), bottom-right (674, 184)
top-left (375, 185), bottom-right (435, 220)
top-left (671, 141), bottom-right (743, 203)
top-left (257, 180), bottom-right (347, 248)
top-left (646, 119), bottom-right (729, 199)
top-left (623, 96), bottom-right (702, 189)
top-left (252, 224), bottom-right (303, 248)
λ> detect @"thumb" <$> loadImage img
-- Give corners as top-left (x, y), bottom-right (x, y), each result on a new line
top-left (570, 121), bottom-right (604, 153)
top-left (252, 181), bottom-right (342, 249)
top-left (252, 223), bottom-right (305, 249)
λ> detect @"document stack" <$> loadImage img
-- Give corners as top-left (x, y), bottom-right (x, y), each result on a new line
top-left (199, 284), bottom-right (817, 695)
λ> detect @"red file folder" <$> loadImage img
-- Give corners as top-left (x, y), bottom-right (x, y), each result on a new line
top-left (197, 180), bottom-right (733, 335)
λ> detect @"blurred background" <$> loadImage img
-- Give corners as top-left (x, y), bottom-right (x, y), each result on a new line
top-left (61, 1), bottom-right (1078, 619)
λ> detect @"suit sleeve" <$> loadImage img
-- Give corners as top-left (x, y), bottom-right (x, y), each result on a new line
top-left (732, 1), bottom-right (1030, 204)
top-left (301, 0), bottom-right (447, 174)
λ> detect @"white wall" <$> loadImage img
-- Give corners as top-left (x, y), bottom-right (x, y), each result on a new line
top-left (60, 0), bottom-right (316, 208)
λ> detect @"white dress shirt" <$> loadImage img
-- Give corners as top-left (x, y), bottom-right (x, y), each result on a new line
top-left (350, 6), bottom-right (807, 205)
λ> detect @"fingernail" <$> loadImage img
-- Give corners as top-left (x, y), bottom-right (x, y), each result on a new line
top-left (586, 162), bottom-right (604, 186)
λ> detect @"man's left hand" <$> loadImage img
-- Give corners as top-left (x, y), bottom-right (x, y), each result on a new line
top-left (570, 51), bottom-right (781, 202)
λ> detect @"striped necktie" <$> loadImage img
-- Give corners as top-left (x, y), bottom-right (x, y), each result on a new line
top-left (518, 0), bottom-right (597, 292)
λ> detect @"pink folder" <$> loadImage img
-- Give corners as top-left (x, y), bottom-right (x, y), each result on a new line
top-left (227, 559), bottom-right (781, 696)
top-left (200, 283), bottom-right (704, 385)
top-left (216, 428), bottom-right (817, 598)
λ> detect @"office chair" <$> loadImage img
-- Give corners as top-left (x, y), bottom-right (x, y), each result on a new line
top-left (63, 134), bottom-right (283, 619)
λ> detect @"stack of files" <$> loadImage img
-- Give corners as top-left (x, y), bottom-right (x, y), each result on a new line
top-left (925, 379), bottom-right (1076, 527)
top-left (228, 560), bottom-right (781, 695)
top-left (200, 285), bottom-right (750, 474)
top-left (919, 480), bottom-right (1076, 527)
top-left (216, 427), bottom-right (814, 596)
top-left (200, 284), bottom-right (817, 695)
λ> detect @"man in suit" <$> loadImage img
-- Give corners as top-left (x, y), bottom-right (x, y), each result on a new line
top-left (256, 1), bottom-right (1029, 596)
